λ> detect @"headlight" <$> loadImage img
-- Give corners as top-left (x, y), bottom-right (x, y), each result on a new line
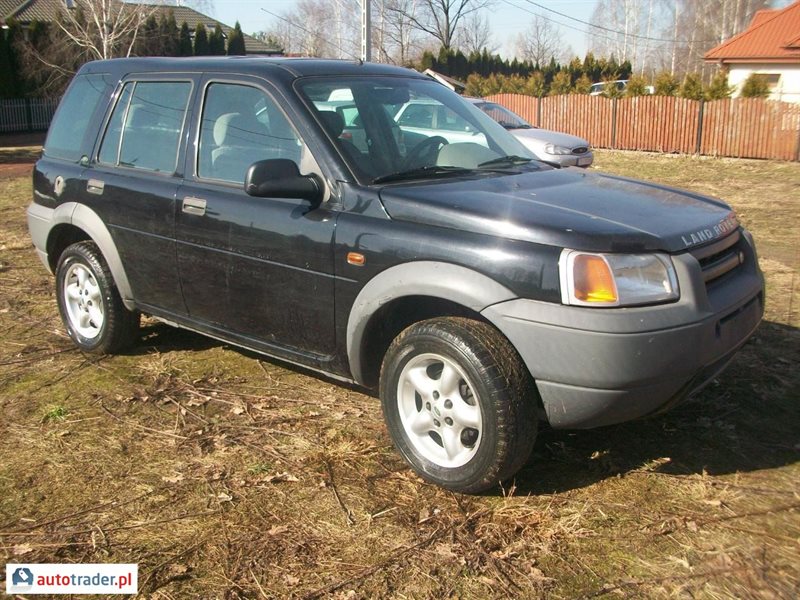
top-left (559, 250), bottom-right (679, 307)
top-left (545, 143), bottom-right (573, 155)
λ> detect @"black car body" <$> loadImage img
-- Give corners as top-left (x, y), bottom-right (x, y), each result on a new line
top-left (27, 58), bottom-right (764, 492)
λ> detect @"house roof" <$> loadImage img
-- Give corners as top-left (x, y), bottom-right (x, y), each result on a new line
top-left (705, 0), bottom-right (800, 64)
top-left (1, 0), bottom-right (282, 55)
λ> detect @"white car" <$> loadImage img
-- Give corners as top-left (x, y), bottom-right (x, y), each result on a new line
top-left (467, 98), bottom-right (593, 168)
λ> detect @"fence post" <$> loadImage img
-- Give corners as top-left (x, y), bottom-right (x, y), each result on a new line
top-left (695, 99), bottom-right (705, 155)
top-left (24, 98), bottom-right (34, 133)
top-left (610, 98), bottom-right (618, 148)
top-left (795, 117), bottom-right (800, 162)
top-left (536, 95), bottom-right (542, 127)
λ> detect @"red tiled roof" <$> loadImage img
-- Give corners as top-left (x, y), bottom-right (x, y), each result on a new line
top-left (705, 0), bottom-right (800, 64)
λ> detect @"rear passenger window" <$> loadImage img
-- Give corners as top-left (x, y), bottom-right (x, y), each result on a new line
top-left (98, 84), bottom-right (133, 165)
top-left (98, 81), bottom-right (191, 173)
top-left (45, 73), bottom-right (113, 162)
top-left (198, 83), bottom-right (301, 183)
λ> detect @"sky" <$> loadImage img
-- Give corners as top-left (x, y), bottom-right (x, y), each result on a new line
top-left (200, 0), bottom-right (601, 59)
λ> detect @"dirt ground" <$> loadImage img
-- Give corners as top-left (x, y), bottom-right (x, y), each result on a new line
top-left (0, 150), bottom-right (798, 599)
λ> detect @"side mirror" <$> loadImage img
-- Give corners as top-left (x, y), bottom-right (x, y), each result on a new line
top-left (244, 159), bottom-right (322, 204)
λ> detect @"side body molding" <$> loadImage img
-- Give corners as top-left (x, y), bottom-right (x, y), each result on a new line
top-left (346, 261), bottom-right (517, 384)
top-left (53, 202), bottom-right (135, 310)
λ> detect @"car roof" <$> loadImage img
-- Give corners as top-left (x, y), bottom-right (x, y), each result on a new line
top-left (78, 56), bottom-right (426, 81)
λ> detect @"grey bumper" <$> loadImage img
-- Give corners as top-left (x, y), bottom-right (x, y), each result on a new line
top-left (482, 237), bottom-right (764, 429)
top-left (27, 201), bottom-right (55, 272)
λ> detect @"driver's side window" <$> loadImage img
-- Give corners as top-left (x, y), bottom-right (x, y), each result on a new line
top-left (198, 83), bottom-right (302, 184)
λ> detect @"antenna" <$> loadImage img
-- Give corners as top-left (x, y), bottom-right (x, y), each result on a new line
top-left (360, 0), bottom-right (371, 62)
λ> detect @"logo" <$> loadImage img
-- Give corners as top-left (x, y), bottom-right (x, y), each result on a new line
top-left (11, 566), bottom-right (34, 588)
top-left (681, 213), bottom-right (739, 248)
top-left (5, 563), bottom-right (137, 595)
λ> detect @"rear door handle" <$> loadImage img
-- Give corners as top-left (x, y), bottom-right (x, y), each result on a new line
top-left (87, 179), bottom-right (105, 195)
top-left (182, 196), bottom-right (207, 216)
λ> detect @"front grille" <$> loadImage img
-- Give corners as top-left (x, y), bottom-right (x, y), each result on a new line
top-left (689, 230), bottom-right (744, 285)
top-left (572, 146), bottom-right (589, 155)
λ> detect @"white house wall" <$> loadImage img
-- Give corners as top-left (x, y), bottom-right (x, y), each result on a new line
top-left (728, 64), bottom-right (800, 103)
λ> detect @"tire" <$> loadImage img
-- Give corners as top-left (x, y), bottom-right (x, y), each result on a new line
top-left (55, 241), bottom-right (140, 354)
top-left (379, 317), bottom-right (537, 494)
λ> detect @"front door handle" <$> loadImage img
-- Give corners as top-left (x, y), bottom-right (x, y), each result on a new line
top-left (182, 196), bottom-right (207, 216)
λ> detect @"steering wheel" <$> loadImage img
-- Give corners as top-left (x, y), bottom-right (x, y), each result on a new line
top-left (402, 136), bottom-right (449, 170)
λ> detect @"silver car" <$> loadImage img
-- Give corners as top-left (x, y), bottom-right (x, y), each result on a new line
top-left (467, 98), bottom-right (593, 168)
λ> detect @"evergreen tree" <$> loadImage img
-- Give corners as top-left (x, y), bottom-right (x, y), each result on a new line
top-left (209, 24), bottom-right (225, 56)
top-left (625, 75), bottom-right (649, 97)
top-left (0, 29), bottom-right (16, 97)
top-left (194, 23), bottom-right (209, 56)
top-left (573, 74), bottom-right (592, 95)
top-left (705, 71), bottom-right (733, 100)
top-left (137, 15), bottom-right (160, 56)
top-left (178, 22), bottom-right (193, 57)
top-left (549, 71), bottom-right (572, 95)
top-left (159, 11), bottom-right (180, 57)
top-left (653, 71), bottom-right (678, 96)
top-left (4, 20), bottom-right (24, 96)
top-left (524, 72), bottom-right (546, 97)
top-left (227, 21), bottom-right (246, 56)
top-left (739, 73), bottom-right (770, 98)
top-left (679, 73), bottom-right (705, 100)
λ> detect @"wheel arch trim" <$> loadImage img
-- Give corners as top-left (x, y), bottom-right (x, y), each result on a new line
top-left (346, 261), bottom-right (517, 385)
top-left (47, 202), bottom-right (135, 309)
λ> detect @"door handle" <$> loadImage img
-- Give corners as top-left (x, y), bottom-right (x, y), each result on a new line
top-left (87, 179), bottom-right (105, 195)
top-left (182, 196), bottom-right (207, 216)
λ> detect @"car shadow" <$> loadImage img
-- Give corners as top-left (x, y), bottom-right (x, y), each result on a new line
top-left (126, 319), bottom-right (799, 495)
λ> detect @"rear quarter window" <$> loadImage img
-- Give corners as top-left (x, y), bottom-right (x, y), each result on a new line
top-left (44, 73), bottom-right (113, 162)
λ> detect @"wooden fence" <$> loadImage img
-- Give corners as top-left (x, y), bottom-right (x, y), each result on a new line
top-left (485, 93), bottom-right (800, 161)
top-left (0, 98), bottom-right (60, 134)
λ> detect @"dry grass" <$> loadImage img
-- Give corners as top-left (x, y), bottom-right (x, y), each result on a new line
top-left (0, 150), bottom-right (798, 599)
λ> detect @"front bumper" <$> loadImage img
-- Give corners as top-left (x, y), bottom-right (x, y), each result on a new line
top-left (550, 151), bottom-right (593, 168)
top-left (482, 233), bottom-right (764, 429)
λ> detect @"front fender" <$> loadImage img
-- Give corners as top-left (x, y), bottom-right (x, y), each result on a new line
top-left (346, 261), bottom-right (516, 384)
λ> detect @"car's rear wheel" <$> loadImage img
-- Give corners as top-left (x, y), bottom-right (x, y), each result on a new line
top-left (380, 317), bottom-right (537, 493)
top-left (56, 241), bottom-right (139, 354)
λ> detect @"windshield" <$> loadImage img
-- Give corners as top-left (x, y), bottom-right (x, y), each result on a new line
top-left (297, 77), bottom-right (536, 182)
top-left (473, 102), bottom-right (532, 129)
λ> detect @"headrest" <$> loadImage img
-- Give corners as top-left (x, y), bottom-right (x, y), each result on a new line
top-left (318, 110), bottom-right (344, 138)
top-left (213, 113), bottom-right (241, 146)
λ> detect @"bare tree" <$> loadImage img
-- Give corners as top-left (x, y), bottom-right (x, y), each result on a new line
top-left (515, 14), bottom-right (565, 66)
top-left (57, 0), bottom-right (157, 61)
top-left (587, 0), bottom-right (770, 78)
top-left (373, 0), bottom-right (426, 64)
top-left (15, 0), bottom-right (158, 95)
top-left (389, 0), bottom-right (493, 51)
top-left (261, 0), bottom-right (359, 59)
top-left (457, 12), bottom-right (496, 54)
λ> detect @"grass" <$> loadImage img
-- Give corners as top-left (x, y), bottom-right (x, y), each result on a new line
top-left (0, 149), bottom-right (798, 598)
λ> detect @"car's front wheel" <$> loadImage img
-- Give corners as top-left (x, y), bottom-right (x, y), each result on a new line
top-left (55, 241), bottom-right (139, 354)
top-left (380, 317), bottom-right (537, 493)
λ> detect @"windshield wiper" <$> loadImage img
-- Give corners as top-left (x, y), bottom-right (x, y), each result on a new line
top-left (498, 121), bottom-right (531, 130)
top-left (478, 155), bottom-right (533, 168)
top-left (372, 165), bottom-right (474, 184)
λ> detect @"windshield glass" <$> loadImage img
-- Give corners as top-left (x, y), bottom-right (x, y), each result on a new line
top-left (297, 77), bottom-right (536, 182)
top-left (474, 102), bottom-right (531, 129)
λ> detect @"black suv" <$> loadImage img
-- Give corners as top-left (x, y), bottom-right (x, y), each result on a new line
top-left (28, 58), bottom-right (764, 493)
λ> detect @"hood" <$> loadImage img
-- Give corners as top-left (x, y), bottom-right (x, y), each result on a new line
top-left (510, 127), bottom-right (589, 149)
top-left (378, 168), bottom-right (737, 253)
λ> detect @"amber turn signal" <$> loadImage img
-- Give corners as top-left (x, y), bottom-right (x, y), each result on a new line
top-left (572, 254), bottom-right (618, 303)
top-left (347, 252), bottom-right (366, 266)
